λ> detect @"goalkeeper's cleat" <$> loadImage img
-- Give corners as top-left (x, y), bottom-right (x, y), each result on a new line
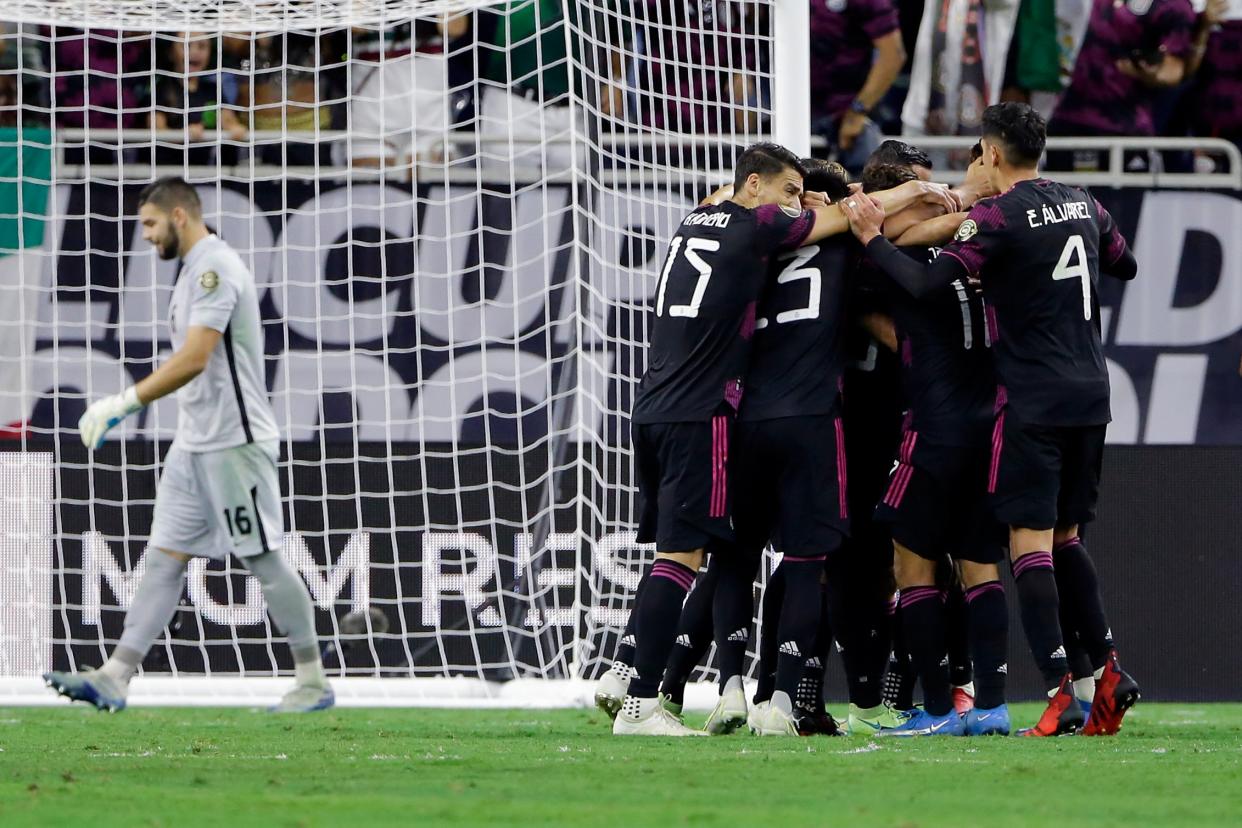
top-left (1019, 675), bottom-right (1084, 737)
top-left (845, 701), bottom-right (911, 736)
top-left (793, 703), bottom-right (843, 737)
top-left (613, 695), bottom-right (707, 737)
top-left (659, 694), bottom-right (684, 723)
top-left (953, 682), bottom-right (976, 714)
top-left (877, 708), bottom-right (964, 737)
top-left (269, 683), bottom-right (335, 713)
top-left (704, 684), bottom-right (748, 735)
top-left (1082, 651), bottom-right (1140, 736)
top-left (752, 703), bottom-right (799, 737)
top-left (594, 662), bottom-right (633, 721)
top-left (747, 700), bottom-right (768, 734)
top-left (963, 704), bottom-right (1012, 736)
top-left (43, 670), bottom-right (127, 712)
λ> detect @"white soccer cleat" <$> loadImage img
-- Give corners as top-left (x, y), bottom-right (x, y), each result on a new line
top-left (43, 669), bottom-right (128, 712)
top-left (704, 684), bottom-right (749, 735)
top-left (269, 682), bottom-right (335, 713)
top-left (613, 695), bottom-right (708, 736)
top-left (595, 662), bottom-right (634, 721)
top-left (752, 702), bottom-right (799, 737)
top-left (748, 700), bottom-right (769, 734)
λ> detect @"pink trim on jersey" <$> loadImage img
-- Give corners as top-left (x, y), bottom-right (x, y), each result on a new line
top-left (710, 415), bottom-right (729, 518)
top-left (834, 417), bottom-right (848, 520)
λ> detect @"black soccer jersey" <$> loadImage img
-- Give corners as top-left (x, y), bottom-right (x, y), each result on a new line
top-left (872, 245), bottom-right (996, 446)
top-left (739, 235), bottom-right (854, 421)
top-left (631, 200), bottom-right (816, 424)
top-left (862, 178), bottom-right (1134, 427)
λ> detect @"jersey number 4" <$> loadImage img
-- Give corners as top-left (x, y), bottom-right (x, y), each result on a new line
top-left (1052, 234), bottom-right (1091, 320)
top-left (654, 236), bottom-right (720, 318)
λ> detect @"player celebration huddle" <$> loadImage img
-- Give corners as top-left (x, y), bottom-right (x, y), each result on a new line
top-left (598, 102), bottom-right (1141, 739)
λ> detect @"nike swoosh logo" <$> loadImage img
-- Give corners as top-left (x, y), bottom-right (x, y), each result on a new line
top-left (977, 714), bottom-right (994, 722)
top-left (929, 720), bottom-right (953, 732)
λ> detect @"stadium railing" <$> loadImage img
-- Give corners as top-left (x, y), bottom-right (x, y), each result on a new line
top-left (46, 129), bottom-right (1242, 190)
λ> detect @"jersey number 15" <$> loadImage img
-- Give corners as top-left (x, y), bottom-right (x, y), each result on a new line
top-left (654, 236), bottom-right (721, 318)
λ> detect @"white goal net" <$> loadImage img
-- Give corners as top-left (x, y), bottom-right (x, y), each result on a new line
top-left (0, 0), bottom-right (789, 705)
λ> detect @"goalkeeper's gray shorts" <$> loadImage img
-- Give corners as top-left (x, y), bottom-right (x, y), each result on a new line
top-left (149, 441), bottom-right (283, 560)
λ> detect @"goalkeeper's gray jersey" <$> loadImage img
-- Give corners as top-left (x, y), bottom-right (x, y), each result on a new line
top-left (168, 234), bottom-right (279, 452)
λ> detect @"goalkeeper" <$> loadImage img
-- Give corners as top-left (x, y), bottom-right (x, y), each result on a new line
top-left (44, 177), bottom-right (333, 714)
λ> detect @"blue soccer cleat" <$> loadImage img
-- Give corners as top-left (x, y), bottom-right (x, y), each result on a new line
top-left (43, 670), bottom-right (127, 712)
top-left (964, 704), bottom-right (1011, 736)
top-left (877, 708), bottom-right (964, 737)
top-left (269, 683), bottom-right (335, 713)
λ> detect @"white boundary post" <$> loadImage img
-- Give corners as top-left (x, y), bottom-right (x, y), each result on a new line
top-left (772, 0), bottom-right (811, 156)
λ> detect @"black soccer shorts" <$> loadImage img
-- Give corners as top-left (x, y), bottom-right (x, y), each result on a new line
top-left (633, 414), bottom-right (734, 552)
top-left (987, 410), bottom-right (1106, 531)
top-left (731, 413), bottom-right (849, 558)
top-left (874, 433), bottom-right (1005, 565)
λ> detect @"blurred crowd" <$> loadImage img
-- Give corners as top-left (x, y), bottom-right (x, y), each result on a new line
top-left (0, 0), bottom-right (1236, 174)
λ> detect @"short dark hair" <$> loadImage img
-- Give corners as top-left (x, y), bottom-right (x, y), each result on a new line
top-left (801, 158), bottom-right (851, 202)
top-left (733, 142), bottom-right (806, 192)
top-left (137, 176), bottom-right (202, 217)
top-left (861, 162), bottom-right (917, 194)
top-left (865, 139), bottom-right (933, 173)
top-left (969, 141), bottom-right (983, 164)
top-left (981, 102), bottom-right (1046, 166)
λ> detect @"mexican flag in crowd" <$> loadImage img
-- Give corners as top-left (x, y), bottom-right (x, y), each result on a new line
top-left (0, 127), bottom-right (51, 439)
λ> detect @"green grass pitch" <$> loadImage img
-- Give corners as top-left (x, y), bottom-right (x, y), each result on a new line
top-left (2, 704), bottom-right (1240, 827)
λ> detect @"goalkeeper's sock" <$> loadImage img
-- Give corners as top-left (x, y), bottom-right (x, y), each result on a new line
top-left (103, 549), bottom-right (188, 686)
top-left (245, 550), bottom-right (327, 688)
top-left (659, 560), bottom-right (718, 706)
top-left (628, 559), bottom-right (697, 698)
top-left (773, 559), bottom-right (823, 702)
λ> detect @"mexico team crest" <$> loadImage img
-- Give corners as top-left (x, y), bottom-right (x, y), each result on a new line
top-left (199, 270), bottom-right (219, 290)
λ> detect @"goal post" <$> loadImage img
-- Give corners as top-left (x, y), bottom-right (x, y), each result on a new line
top-left (0, 0), bottom-right (800, 706)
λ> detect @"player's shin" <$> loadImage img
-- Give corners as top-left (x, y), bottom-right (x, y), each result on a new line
top-left (659, 559), bottom-right (720, 708)
top-left (1052, 535), bottom-right (1114, 672)
top-left (1010, 545), bottom-right (1070, 691)
top-left (963, 579), bottom-right (1008, 710)
top-left (712, 550), bottom-right (760, 693)
top-left (244, 550), bottom-right (326, 689)
top-left (627, 556), bottom-right (700, 699)
top-left (771, 558), bottom-right (824, 716)
top-left (98, 548), bottom-right (190, 688)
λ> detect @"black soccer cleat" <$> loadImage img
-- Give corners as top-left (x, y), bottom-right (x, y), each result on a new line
top-left (794, 703), bottom-right (843, 737)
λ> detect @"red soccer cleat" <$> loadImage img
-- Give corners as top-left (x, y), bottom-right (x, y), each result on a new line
top-left (953, 683), bottom-right (975, 715)
top-left (1082, 650), bottom-right (1141, 736)
top-left (1020, 674), bottom-right (1084, 737)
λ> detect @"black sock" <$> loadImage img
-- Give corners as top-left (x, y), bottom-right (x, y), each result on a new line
top-left (898, 586), bottom-right (952, 716)
top-left (1012, 551), bottom-right (1068, 692)
top-left (713, 552), bottom-right (760, 691)
top-left (628, 560), bottom-right (696, 698)
top-left (774, 559), bottom-right (824, 699)
top-left (825, 559), bottom-right (886, 709)
top-left (614, 570), bottom-right (649, 667)
top-left (796, 583), bottom-right (833, 710)
top-left (1053, 537), bottom-right (1114, 671)
top-left (754, 564), bottom-right (785, 703)
top-left (659, 561), bottom-right (719, 705)
top-left (964, 580), bottom-right (1008, 710)
top-left (945, 582), bottom-right (973, 688)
